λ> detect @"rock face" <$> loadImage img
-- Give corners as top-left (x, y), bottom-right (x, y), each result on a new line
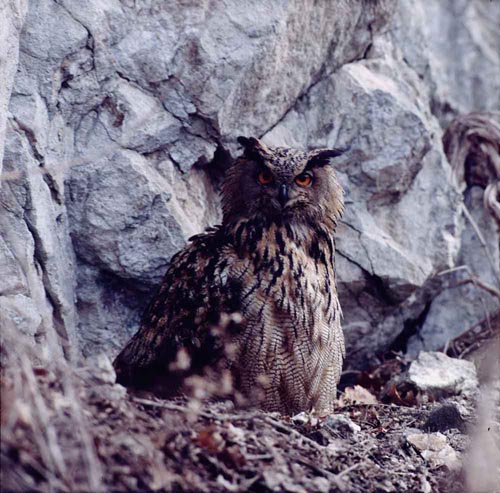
top-left (393, 0), bottom-right (500, 127)
top-left (1, 0), bottom-right (498, 365)
top-left (0, 0), bottom-right (28, 167)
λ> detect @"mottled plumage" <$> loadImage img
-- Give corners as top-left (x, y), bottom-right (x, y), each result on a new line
top-left (113, 137), bottom-right (345, 415)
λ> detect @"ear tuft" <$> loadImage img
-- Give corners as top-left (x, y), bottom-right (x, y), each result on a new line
top-left (237, 136), bottom-right (260, 148)
top-left (237, 136), bottom-right (271, 159)
top-left (237, 136), bottom-right (255, 149)
top-left (307, 147), bottom-right (349, 167)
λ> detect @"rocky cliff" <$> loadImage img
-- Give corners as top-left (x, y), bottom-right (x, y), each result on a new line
top-left (1, 0), bottom-right (499, 367)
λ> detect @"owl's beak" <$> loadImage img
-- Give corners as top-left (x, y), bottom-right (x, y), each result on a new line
top-left (278, 183), bottom-right (288, 207)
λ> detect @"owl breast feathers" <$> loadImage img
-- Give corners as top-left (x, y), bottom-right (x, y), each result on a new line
top-left (113, 137), bottom-right (346, 415)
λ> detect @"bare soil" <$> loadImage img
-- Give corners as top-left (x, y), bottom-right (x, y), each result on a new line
top-left (2, 345), bottom-right (486, 493)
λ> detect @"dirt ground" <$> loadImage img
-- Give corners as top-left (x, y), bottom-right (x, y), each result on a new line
top-left (3, 329), bottom-right (499, 493)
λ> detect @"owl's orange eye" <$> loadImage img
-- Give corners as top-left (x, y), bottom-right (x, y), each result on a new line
top-left (257, 169), bottom-right (273, 185)
top-left (294, 172), bottom-right (313, 187)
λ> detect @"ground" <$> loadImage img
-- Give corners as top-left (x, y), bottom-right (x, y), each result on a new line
top-left (4, 328), bottom-right (499, 493)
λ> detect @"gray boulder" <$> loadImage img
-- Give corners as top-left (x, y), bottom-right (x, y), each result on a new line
top-left (0, 0), bottom-right (497, 366)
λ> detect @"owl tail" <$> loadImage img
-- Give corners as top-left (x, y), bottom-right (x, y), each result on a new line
top-left (112, 326), bottom-right (181, 397)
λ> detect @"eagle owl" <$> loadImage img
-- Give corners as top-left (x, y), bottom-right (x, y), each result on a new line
top-left (113, 137), bottom-right (345, 415)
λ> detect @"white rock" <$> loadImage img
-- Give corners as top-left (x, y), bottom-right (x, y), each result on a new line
top-left (408, 352), bottom-right (478, 397)
top-left (407, 432), bottom-right (461, 471)
top-left (325, 414), bottom-right (361, 435)
top-left (83, 353), bottom-right (116, 384)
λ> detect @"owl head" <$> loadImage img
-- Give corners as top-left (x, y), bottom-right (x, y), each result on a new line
top-left (222, 137), bottom-right (345, 229)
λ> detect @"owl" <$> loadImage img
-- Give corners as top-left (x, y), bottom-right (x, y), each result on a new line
top-left (113, 137), bottom-right (346, 415)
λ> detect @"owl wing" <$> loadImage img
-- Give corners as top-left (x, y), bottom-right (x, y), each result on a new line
top-left (113, 227), bottom-right (242, 391)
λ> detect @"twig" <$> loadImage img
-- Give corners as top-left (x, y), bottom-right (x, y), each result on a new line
top-left (0, 440), bottom-right (69, 492)
top-left (437, 265), bottom-right (496, 336)
top-left (296, 457), bottom-right (346, 491)
top-left (337, 460), bottom-right (366, 478)
top-left (438, 265), bottom-right (500, 299)
top-left (458, 343), bottom-right (483, 360)
top-left (202, 454), bottom-right (238, 482)
top-left (443, 309), bottom-right (500, 357)
top-left (452, 277), bottom-right (500, 300)
top-left (60, 363), bottom-right (104, 492)
top-left (19, 354), bottom-right (70, 492)
top-left (245, 453), bottom-right (274, 460)
top-left (133, 396), bottom-right (284, 423)
top-left (3, 327), bottom-right (104, 493)
top-left (133, 397), bottom-right (328, 453)
top-left (437, 265), bottom-right (472, 276)
top-left (261, 416), bottom-right (327, 453)
top-left (132, 397), bottom-right (226, 420)
top-left (443, 338), bottom-right (451, 355)
top-left (459, 309), bottom-right (499, 336)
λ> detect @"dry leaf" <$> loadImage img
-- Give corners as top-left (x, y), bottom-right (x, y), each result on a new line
top-left (340, 385), bottom-right (378, 406)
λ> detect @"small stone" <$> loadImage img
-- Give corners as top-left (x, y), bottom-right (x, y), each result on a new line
top-left (408, 352), bottom-right (478, 398)
top-left (407, 431), bottom-right (448, 451)
top-left (420, 476), bottom-right (432, 493)
top-left (308, 429), bottom-right (332, 446)
top-left (83, 353), bottom-right (117, 384)
top-left (424, 403), bottom-right (466, 432)
top-left (291, 412), bottom-right (309, 426)
top-left (312, 477), bottom-right (330, 493)
top-left (339, 385), bottom-right (378, 406)
top-left (407, 432), bottom-right (461, 471)
top-left (325, 414), bottom-right (361, 437)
